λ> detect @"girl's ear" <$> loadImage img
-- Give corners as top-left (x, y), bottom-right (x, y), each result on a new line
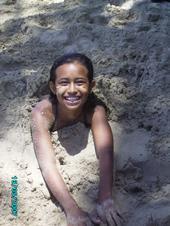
top-left (49, 81), bottom-right (56, 95)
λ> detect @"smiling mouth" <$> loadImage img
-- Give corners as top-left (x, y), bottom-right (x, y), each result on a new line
top-left (64, 96), bottom-right (81, 105)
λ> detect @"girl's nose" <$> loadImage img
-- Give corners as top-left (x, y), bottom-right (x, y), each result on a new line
top-left (68, 82), bottom-right (77, 93)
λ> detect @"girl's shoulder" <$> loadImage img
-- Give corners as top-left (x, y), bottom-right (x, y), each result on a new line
top-left (84, 93), bottom-right (108, 127)
top-left (86, 92), bottom-right (107, 112)
top-left (31, 97), bottom-right (55, 129)
top-left (32, 97), bottom-right (52, 113)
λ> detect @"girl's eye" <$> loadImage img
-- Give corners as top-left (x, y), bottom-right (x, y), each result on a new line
top-left (59, 81), bottom-right (69, 86)
top-left (76, 80), bottom-right (86, 85)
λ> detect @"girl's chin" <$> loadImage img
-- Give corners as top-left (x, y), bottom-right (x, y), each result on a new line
top-left (65, 104), bottom-right (81, 110)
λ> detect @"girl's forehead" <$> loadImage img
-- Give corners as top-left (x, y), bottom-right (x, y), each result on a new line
top-left (55, 62), bottom-right (89, 78)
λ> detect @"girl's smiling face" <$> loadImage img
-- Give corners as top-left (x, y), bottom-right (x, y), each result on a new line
top-left (50, 62), bottom-right (94, 111)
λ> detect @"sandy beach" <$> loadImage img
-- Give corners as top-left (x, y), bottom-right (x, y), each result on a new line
top-left (0, 0), bottom-right (170, 225)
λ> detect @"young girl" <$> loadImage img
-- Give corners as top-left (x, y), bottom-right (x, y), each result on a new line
top-left (31, 53), bottom-right (122, 226)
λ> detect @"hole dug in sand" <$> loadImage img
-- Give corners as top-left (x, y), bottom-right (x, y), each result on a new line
top-left (127, 202), bottom-right (170, 226)
top-left (147, 215), bottom-right (170, 226)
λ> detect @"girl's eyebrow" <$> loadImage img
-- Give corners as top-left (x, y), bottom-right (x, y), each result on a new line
top-left (56, 77), bottom-right (69, 81)
top-left (57, 77), bottom-right (88, 81)
top-left (75, 77), bottom-right (88, 80)
top-left (58, 77), bottom-right (69, 80)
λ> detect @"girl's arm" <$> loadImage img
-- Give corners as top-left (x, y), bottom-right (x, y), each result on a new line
top-left (91, 105), bottom-right (122, 226)
top-left (91, 105), bottom-right (113, 202)
top-left (31, 106), bottom-right (92, 226)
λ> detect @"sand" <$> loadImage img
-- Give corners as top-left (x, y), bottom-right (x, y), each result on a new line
top-left (0, 0), bottom-right (170, 225)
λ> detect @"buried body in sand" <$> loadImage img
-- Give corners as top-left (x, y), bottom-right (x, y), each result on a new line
top-left (31, 53), bottom-right (123, 226)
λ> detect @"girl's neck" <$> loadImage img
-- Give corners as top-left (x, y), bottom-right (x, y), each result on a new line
top-left (57, 106), bottom-right (83, 124)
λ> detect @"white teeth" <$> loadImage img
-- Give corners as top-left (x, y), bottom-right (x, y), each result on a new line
top-left (65, 96), bottom-right (80, 101)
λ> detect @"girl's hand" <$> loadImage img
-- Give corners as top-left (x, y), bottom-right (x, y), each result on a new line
top-left (66, 207), bottom-right (93, 226)
top-left (90, 198), bottom-right (123, 226)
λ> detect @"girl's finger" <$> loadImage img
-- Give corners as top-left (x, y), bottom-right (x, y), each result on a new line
top-left (115, 210), bottom-right (124, 221)
top-left (89, 211), bottom-right (101, 224)
top-left (90, 215), bottom-right (101, 224)
top-left (96, 205), bottom-right (106, 222)
top-left (107, 212), bottom-right (117, 226)
top-left (110, 211), bottom-right (122, 226)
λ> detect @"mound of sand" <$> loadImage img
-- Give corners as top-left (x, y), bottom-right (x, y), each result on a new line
top-left (0, 0), bottom-right (170, 225)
